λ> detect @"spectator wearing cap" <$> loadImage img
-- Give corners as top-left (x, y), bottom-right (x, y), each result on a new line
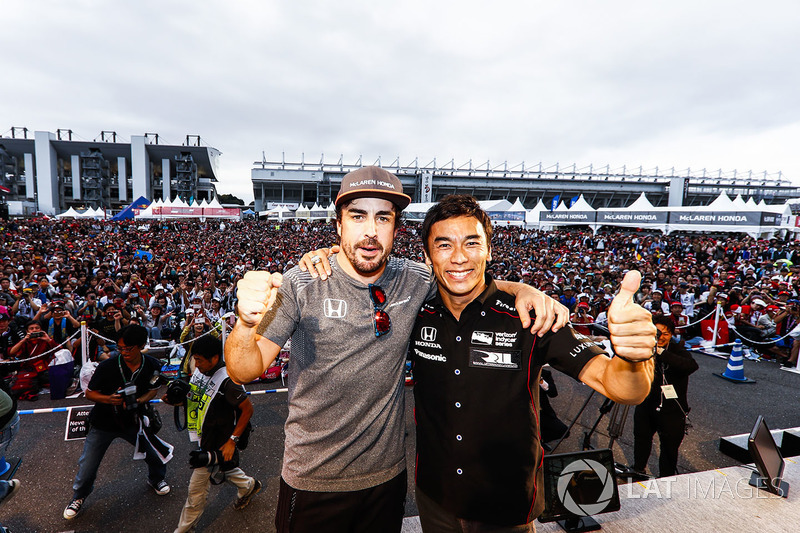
top-left (559, 286), bottom-right (577, 311)
top-left (677, 282), bottom-right (696, 318)
top-left (570, 302), bottom-right (595, 337)
top-left (667, 301), bottom-right (689, 346)
top-left (752, 305), bottom-right (790, 360)
top-left (206, 296), bottom-right (224, 322)
top-left (148, 284), bottom-right (175, 313)
top-left (11, 284), bottom-right (41, 320)
top-left (644, 289), bottom-right (669, 316)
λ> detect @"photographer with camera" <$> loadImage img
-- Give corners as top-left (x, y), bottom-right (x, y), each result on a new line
top-left (75, 290), bottom-right (102, 323)
top-left (63, 324), bottom-right (172, 520)
top-left (7, 321), bottom-right (57, 400)
top-left (38, 300), bottom-right (80, 352)
top-left (165, 335), bottom-right (260, 532)
top-left (10, 284), bottom-right (41, 320)
top-left (94, 303), bottom-right (128, 345)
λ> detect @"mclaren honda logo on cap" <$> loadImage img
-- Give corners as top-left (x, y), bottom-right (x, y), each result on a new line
top-left (348, 179), bottom-right (397, 190)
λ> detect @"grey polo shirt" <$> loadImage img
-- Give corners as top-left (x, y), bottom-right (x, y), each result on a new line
top-left (259, 254), bottom-right (435, 492)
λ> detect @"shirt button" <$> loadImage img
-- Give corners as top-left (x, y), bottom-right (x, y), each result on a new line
top-left (456, 434), bottom-right (463, 441)
top-left (455, 402), bottom-right (461, 408)
top-left (456, 468), bottom-right (463, 475)
top-left (481, 311), bottom-right (485, 316)
top-left (456, 336), bottom-right (462, 342)
top-left (454, 369), bottom-right (461, 376)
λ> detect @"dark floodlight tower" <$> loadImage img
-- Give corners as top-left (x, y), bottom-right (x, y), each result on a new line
top-left (174, 151), bottom-right (198, 203)
top-left (80, 148), bottom-right (110, 210)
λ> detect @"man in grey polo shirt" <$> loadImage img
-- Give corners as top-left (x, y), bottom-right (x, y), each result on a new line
top-left (226, 166), bottom-right (567, 533)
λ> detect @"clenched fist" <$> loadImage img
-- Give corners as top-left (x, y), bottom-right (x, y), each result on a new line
top-left (236, 271), bottom-right (283, 329)
top-left (607, 270), bottom-right (657, 362)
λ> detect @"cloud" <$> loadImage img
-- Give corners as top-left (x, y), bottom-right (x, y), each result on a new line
top-left (3, 0), bottom-right (800, 202)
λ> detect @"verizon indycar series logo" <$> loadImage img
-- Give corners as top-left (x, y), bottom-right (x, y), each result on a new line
top-left (471, 331), bottom-right (493, 345)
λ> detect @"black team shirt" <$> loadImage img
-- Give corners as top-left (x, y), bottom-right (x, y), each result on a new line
top-left (411, 276), bottom-right (605, 526)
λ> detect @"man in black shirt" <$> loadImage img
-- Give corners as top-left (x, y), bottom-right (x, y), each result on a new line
top-left (169, 335), bottom-right (261, 533)
top-left (63, 325), bottom-right (170, 520)
top-left (411, 196), bottom-right (656, 531)
top-left (632, 316), bottom-right (698, 478)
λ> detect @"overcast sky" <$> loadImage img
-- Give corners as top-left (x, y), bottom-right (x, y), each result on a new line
top-left (3, 1), bottom-right (800, 203)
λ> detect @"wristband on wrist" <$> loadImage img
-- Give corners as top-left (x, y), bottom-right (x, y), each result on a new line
top-left (615, 345), bottom-right (658, 364)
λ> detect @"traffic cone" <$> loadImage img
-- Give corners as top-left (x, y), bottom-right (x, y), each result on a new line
top-left (715, 339), bottom-right (756, 383)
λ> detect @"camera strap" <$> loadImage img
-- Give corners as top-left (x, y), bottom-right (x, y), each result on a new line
top-left (118, 353), bottom-right (144, 384)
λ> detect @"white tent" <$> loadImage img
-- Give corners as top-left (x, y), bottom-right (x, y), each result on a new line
top-left (294, 204), bottom-right (311, 220)
top-left (309, 203), bottom-right (329, 220)
top-left (260, 206), bottom-right (293, 220)
top-left (525, 199), bottom-right (547, 229)
top-left (56, 207), bottom-right (81, 218)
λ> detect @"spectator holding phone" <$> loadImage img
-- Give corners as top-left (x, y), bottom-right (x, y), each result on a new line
top-left (8, 321), bottom-right (57, 400)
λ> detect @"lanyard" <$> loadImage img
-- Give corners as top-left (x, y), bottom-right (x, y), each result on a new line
top-left (118, 354), bottom-right (143, 384)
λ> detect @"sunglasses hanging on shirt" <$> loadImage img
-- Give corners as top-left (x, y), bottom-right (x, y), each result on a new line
top-left (369, 284), bottom-right (391, 337)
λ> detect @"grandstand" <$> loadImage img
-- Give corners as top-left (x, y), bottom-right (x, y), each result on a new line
top-left (0, 128), bottom-right (221, 216)
top-left (251, 153), bottom-right (800, 213)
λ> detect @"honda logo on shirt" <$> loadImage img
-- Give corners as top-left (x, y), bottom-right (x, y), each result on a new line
top-left (421, 327), bottom-right (437, 342)
top-left (323, 299), bottom-right (348, 318)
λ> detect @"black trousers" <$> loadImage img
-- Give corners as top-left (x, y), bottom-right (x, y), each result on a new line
top-left (275, 470), bottom-right (407, 533)
top-left (633, 404), bottom-right (686, 477)
top-left (416, 486), bottom-right (535, 533)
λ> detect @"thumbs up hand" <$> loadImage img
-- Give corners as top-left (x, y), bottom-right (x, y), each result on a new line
top-left (235, 271), bottom-right (283, 329)
top-left (607, 270), bottom-right (657, 362)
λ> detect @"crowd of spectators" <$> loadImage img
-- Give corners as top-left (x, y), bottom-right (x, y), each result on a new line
top-left (1, 217), bottom-right (800, 399)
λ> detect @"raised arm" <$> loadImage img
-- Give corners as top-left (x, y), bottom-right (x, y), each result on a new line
top-left (225, 271), bottom-right (283, 384)
top-left (578, 270), bottom-right (656, 405)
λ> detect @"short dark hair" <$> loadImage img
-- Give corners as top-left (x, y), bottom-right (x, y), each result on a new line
top-left (653, 315), bottom-right (675, 334)
top-left (119, 324), bottom-right (148, 348)
top-left (192, 335), bottom-right (223, 361)
top-left (421, 195), bottom-right (493, 257)
top-left (335, 198), bottom-right (403, 230)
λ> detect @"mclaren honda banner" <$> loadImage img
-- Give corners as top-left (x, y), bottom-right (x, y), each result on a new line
top-left (540, 211), bottom-right (597, 223)
top-left (596, 211), bottom-right (668, 224)
top-left (668, 211), bottom-right (780, 226)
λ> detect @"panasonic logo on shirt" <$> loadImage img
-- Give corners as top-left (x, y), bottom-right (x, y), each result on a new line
top-left (415, 348), bottom-right (447, 362)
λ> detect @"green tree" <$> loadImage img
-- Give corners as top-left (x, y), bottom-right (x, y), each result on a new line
top-left (217, 193), bottom-right (244, 206)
